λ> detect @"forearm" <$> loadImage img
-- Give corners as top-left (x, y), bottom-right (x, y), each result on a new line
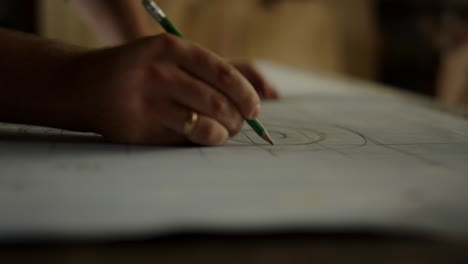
top-left (0, 29), bottom-right (89, 131)
top-left (70, 0), bottom-right (155, 45)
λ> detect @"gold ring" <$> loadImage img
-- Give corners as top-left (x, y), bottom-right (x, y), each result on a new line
top-left (183, 111), bottom-right (198, 136)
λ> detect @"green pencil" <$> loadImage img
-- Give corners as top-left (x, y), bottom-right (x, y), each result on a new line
top-left (142, 0), bottom-right (274, 145)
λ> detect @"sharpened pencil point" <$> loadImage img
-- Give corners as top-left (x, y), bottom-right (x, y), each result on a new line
top-left (262, 132), bottom-right (274, 145)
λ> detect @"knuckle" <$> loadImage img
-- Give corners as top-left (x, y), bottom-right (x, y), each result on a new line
top-left (187, 83), bottom-right (205, 99)
top-left (157, 33), bottom-right (181, 50)
top-left (207, 95), bottom-right (242, 134)
top-left (210, 95), bottom-right (229, 116)
top-left (149, 64), bottom-right (173, 84)
top-left (217, 63), bottom-right (237, 84)
top-left (191, 44), bottom-right (211, 62)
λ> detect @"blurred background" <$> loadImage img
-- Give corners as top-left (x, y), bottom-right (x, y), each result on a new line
top-left (1, 0), bottom-right (467, 106)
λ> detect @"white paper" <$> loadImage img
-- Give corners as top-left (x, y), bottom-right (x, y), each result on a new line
top-left (1, 62), bottom-right (468, 240)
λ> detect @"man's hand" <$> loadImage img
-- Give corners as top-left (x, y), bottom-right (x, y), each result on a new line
top-left (0, 29), bottom-right (278, 145)
top-left (69, 34), bottom-right (262, 145)
top-left (230, 61), bottom-right (280, 100)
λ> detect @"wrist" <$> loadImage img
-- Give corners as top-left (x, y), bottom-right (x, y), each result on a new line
top-left (0, 30), bottom-right (94, 132)
top-left (52, 48), bottom-right (105, 133)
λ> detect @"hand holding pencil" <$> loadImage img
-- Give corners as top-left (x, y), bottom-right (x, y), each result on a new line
top-left (0, 1), bottom-right (278, 146)
top-left (142, 0), bottom-right (274, 144)
top-left (68, 33), bottom-right (265, 145)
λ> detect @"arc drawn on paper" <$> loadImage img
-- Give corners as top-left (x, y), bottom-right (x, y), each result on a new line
top-left (228, 124), bottom-right (368, 148)
top-left (227, 124), bottom-right (444, 165)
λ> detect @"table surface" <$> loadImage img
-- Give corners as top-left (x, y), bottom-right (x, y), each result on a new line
top-left (2, 62), bottom-right (468, 262)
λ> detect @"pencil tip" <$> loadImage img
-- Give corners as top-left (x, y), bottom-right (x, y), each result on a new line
top-left (262, 133), bottom-right (274, 145)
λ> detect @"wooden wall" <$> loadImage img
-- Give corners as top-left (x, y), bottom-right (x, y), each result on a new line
top-left (38, 0), bottom-right (377, 80)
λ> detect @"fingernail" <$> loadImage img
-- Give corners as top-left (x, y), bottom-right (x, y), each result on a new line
top-left (250, 104), bottom-right (261, 119)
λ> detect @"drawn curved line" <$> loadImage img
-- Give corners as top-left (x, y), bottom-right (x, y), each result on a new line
top-left (321, 124), bottom-right (369, 149)
top-left (332, 125), bottom-right (370, 146)
top-left (230, 131), bottom-right (319, 145)
top-left (229, 124), bottom-right (372, 148)
top-left (332, 125), bottom-right (441, 165)
top-left (276, 132), bottom-right (287, 139)
top-left (230, 125), bottom-right (324, 146)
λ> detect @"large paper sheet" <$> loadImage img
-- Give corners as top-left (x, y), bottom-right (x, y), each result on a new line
top-left (1, 62), bottom-right (468, 240)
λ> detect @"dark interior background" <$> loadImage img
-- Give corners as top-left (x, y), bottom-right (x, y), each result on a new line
top-left (1, 0), bottom-right (467, 97)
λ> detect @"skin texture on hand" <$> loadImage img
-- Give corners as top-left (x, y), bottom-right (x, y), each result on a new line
top-left (0, 29), bottom-right (277, 145)
top-left (71, 34), bottom-right (262, 145)
top-left (231, 61), bottom-right (280, 100)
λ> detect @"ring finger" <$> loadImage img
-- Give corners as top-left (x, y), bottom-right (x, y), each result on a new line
top-left (150, 64), bottom-right (244, 136)
top-left (153, 100), bottom-right (230, 146)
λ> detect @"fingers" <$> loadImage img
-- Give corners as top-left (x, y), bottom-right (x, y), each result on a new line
top-left (171, 40), bottom-right (261, 120)
top-left (187, 114), bottom-right (229, 146)
top-left (153, 100), bottom-right (230, 146)
top-left (140, 35), bottom-right (264, 113)
top-left (86, 35), bottom-right (272, 146)
top-left (130, 34), bottom-right (271, 145)
top-left (147, 63), bottom-right (244, 137)
top-left (231, 62), bottom-right (280, 100)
